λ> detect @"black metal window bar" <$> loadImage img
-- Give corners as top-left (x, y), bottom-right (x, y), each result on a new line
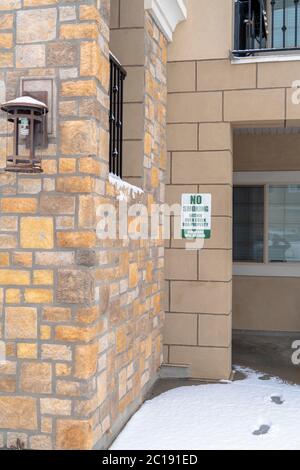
top-left (233, 0), bottom-right (300, 56)
top-left (109, 53), bottom-right (127, 178)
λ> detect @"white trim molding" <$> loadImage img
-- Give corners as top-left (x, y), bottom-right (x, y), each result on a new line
top-left (144, 0), bottom-right (187, 42)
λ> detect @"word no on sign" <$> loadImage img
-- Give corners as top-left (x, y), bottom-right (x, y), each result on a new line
top-left (181, 193), bottom-right (212, 239)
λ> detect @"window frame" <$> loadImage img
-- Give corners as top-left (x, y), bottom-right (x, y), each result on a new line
top-left (233, 171), bottom-right (300, 277)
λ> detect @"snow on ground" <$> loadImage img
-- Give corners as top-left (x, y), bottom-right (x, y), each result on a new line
top-left (111, 367), bottom-right (300, 450)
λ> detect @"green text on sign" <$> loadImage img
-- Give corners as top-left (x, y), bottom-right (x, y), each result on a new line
top-left (181, 193), bottom-right (212, 239)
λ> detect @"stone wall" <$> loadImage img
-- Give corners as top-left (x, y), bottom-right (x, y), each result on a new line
top-left (0, 0), bottom-right (167, 450)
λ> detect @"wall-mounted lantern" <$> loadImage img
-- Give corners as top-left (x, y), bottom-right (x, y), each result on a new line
top-left (1, 95), bottom-right (49, 173)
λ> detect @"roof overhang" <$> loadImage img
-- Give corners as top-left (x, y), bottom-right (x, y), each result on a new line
top-left (144, 0), bottom-right (187, 42)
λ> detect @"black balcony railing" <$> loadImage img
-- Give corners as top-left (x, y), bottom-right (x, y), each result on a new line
top-left (109, 53), bottom-right (127, 178)
top-left (233, 0), bottom-right (300, 56)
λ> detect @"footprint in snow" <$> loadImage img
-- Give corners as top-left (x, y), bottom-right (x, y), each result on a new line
top-left (270, 395), bottom-right (284, 405)
top-left (252, 424), bottom-right (271, 436)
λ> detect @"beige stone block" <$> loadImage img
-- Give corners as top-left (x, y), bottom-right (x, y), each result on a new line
top-left (110, 0), bottom-right (119, 28)
top-left (16, 44), bottom-right (46, 68)
top-left (123, 141), bottom-right (143, 178)
top-left (0, 397), bottom-right (37, 430)
top-left (169, 345), bottom-right (231, 380)
top-left (120, 0), bottom-right (144, 27)
top-left (198, 314), bottom-right (231, 347)
top-left (165, 184), bottom-right (198, 205)
top-left (5, 307), bottom-right (37, 339)
top-left (199, 123), bottom-right (232, 151)
top-left (41, 398), bottom-right (71, 416)
top-left (258, 61), bottom-right (300, 88)
top-left (170, 280), bottom-right (232, 314)
top-left (172, 151), bottom-right (232, 184)
top-left (167, 124), bottom-right (198, 151)
top-left (165, 249), bottom-right (197, 280)
top-left (167, 61), bottom-right (196, 92)
top-left (110, 29), bottom-right (144, 66)
top-left (224, 89), bottom-right (285, 125)
top-left (164, 313), bottom-right (197, 345)
top-left (123, 103), bottom-right (144, 140)
top-left (198, 185), bottom-right (232, 216)
top-left (197, 60), bottom-right (256, 91)
top-left (167, 91), bottom-right (222, 123)
top-left (198, 249), bottom-right (232, 282)
top-left (286, 87), bottom-right (300, 125)
top-left (123, 66), bottom-right (144, 102)
top-left (17, 8), bottom-right (57, 43)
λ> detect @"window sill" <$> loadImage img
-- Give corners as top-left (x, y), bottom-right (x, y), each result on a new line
top-left (233, 262), bottom-right (300, 277)
top-left (231, 52), bottom-right (300, 65)
top-left (108, 173), bottom-right (144, 201)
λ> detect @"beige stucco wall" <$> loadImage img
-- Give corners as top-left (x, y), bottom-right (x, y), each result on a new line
top-left (165, 0), bottom-right (300, 378)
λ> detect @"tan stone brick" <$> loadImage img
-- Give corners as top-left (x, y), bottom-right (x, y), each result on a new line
top-left (55, 325), bottom-right (99, 343)
top-left (18, 178), bottom-right (42, 194)
top-left (0, 397), bottom-right (37, 430)
top-left (57, 176), bottom-right (94, 193)
top-left (74, 342), bottom-right (98, 379)
top-left (40, 325), bottom-right (51, 340)
top-left (17, 343), bottom-right (37, 359)
top-left (33, 270), bottom-right (53, 286)
top-left (5, 307), bottom-right (37, 339)
top-left (0, 253), bottom-right (9, 267)
top-left (41, 398), bottom-right (71, 416)
top-left (20, 217), bottom-right (53, 249)
top-left (47, 42), bottom-right (77, 67)
top-left (198, 250), bottom-right (232, 282)
top-left (0, 234), bottom-right (17, 249)
top-left (0, 52), bottom-right (13, 68)
top-left (116, 326), bottom-right (127, 353)
top-left (57, 231), bottom-right (96, 248)
top-left (29, 435), bottom-right (52, 450)
top-left (0, 377), bottom-right (16, 392)
top-left (76, 305), bottom-right (98, 324)
top-left (78, 195), bottom-right (95, 228)
top-left (59, 158), bottom-right (76, 174)
top-left (59, 120), bottom-right (97, 156)
top-left (40, 194), bottom-right (75, 215)
top-left (12, 252), bottom-right (32, 267)
top-left (56, 364), bottom-right (71, 377)
top-left (60, 23), bottom-right (98, 40)
top-left (6, 289), bottom-right (21, 304)
top-left (24, 289), bottom-right (53, 304)
top-left (56, 419), bottom-right (93, 450)
top-left (129, 263), bottom-right (138, 288)
top-left (0, 270), bottom-right (30, 286)
top-left (0, 33), bottom-right (12, 49)
top-left (0, 198), bottom-right (37, 213)
top-left (24, 0), bottom-right (58, 5)
top-left (41, 344), bottom-right (72, 361)
top-left (61, 80), bottom-right (97, 97)
top-left (80, 41), bottom-right (109, 89)
top-left (0, 14), bottom-right (14, 30)
top-left (42, 306), bottom-right (71, 323)
top-left (20, 362), bottom-right (52, 394)
top-left (41, 417), bottom-right (52, 434)
top-left (17, 8), bottom-right (57, 43)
